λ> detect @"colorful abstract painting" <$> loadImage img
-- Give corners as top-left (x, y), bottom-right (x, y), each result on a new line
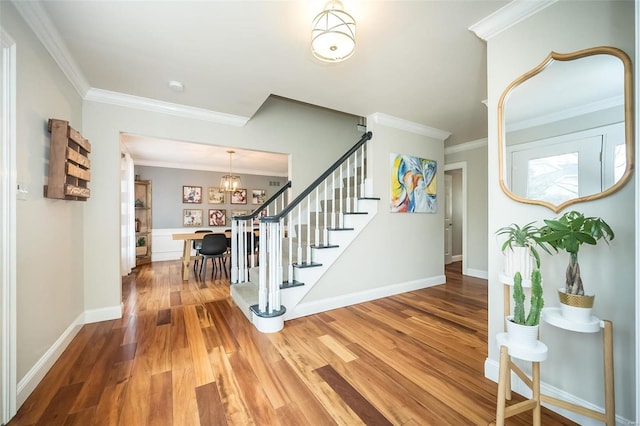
top-left (390, 153), bottom-right (437, 213)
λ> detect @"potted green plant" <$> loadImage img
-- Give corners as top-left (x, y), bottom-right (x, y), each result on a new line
top-left (506, 269), bottom-right (544, 348)
top-left (496, 222), bottom-right (545, 278)
top-left (136, 236), bottom-right (147, 256)
top-left (537, 210), bottom-right (614, 322)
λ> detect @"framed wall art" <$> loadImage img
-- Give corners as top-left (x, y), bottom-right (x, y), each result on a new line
top-left (183, 186), bottom-right (202, 204)
top-left (252, 189), bottom-right (266, 204)
top-left (208, 187), bottom-right (225, 204)
top-left (183, 209), bottom-right (203, 227)
top-left (208, 209), bottom-right (226, 226)
top-left (230, 189), bottom-right (247, 204)
top-left (390, 153), bottom-right (437, 213)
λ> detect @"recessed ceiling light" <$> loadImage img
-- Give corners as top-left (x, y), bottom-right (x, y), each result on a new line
top-left (168, 80), bottom-right (184, 92)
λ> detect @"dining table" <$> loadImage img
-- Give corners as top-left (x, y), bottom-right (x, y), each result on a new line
top-left (172, 230), bottom-right (259, 280)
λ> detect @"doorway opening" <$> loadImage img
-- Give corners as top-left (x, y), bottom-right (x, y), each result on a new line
top-left (444, 162), bottom-right (466, 274)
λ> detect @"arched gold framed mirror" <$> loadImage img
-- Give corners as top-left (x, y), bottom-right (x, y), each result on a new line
top-left (498, 46), bottom-right (634, 212)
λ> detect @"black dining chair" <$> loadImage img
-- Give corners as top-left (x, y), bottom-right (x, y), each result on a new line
top-left (192, 229), bottom-right (209, 272)
top-left (199, 233), bottom-right (228, 278)
top-left (224, 229), bottom-right (232, 254)
top-left (243, 231), bottom-right (258, 266)
top-left (225, 230), bottom-right (258, 267)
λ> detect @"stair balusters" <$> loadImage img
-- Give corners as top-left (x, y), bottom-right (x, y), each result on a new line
top-left (231, 132), bottom-right (373, 323)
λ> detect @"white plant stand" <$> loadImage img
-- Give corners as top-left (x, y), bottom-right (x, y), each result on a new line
top-left (541, 307), bottom-right (615, 425)
top-left (493, 333), bottom-right (548, 426)
top-left (492, 273), bottom-right (548, 426)
top-left (497, 274), bottom-right (616, 425)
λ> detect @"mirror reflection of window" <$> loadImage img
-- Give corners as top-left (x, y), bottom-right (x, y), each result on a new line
top-left (508, 122), bottom-right (624, 205)
top-left (614, 144), bottom-right (626, 183)
top-left (526, 152), bottom-right (579, 205)
top-left (498, 47), bottom-right (633, 212)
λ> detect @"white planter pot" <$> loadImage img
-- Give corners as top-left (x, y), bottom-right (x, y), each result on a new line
top-left (503, 246), bottom-right (535, 279)
top-left (558, 288), bottom-right (595, 323)
top-left (505, 316), bottom-right (539, 349)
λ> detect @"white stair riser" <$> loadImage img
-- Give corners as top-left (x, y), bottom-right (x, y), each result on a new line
top-left (230, 283), bottom-right (258, 322)
top-left (328, 231), bottom-right (353, 247)
top-left (311, 248), bottom-right (342, 266)
top-left (343, 214), bottom-right (370, 229)
top-left (292, 264), bottom-right (327, 286)
top-left (280, 285), bottom-right (308, 310)
top-left (230, 182), bottom-right (379, 330)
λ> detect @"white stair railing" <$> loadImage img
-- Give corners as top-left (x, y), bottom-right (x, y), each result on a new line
top-left (230, 181), bottom-right (291, 284)
top-left (233, 132), bottom-right (373, 324)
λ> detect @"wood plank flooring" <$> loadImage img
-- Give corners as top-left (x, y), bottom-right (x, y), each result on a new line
top-left (8, 261), bottom-right (577, 425)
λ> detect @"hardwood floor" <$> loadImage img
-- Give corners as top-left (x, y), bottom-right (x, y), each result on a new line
top-left (8, 261), bottom-right (577, 425)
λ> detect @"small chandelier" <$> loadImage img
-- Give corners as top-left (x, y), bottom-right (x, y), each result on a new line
top-left (311, 0), bottom-right (356, 63)
top-left (219, 150), bottom-right (243, 192)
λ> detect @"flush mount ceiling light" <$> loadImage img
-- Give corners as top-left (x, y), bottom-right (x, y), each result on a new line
top-left (311, 0), bottom-right (356, 63)
top-left (220, 150), bottom-right (243, 192)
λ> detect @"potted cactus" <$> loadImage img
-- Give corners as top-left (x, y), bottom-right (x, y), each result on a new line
top-left (537, 210), bottom-right (614, 322)
top-left (506, 269), bottom-right (544, 348)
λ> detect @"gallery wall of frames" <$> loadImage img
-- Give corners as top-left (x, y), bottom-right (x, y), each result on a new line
top-left (134, 165), bottom-right (288, 229)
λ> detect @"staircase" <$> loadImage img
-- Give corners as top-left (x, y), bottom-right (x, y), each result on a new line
top-left (229, 132), bottom-right (377, 333)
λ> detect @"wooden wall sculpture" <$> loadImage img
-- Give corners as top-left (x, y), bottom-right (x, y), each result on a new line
top-left (44, 119), bottom-right (91, 201)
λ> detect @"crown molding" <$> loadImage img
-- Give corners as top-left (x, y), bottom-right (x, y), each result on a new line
top-left (469, 0), bottom-right (558, 41)
top-left (13, 1), bottom-right (249, 127)
top-left (134, 159), bottom-right (287, 177)
top-left (12, 0), bottom-right (90, 96)
top-left (370, 113), bottom-right (451, 141)
top-left (85, 89), bottom-right (249, 127)
top-left (444, 138), bottom-right (487, 155)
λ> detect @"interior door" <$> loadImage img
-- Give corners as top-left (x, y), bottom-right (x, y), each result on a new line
top-left (444, 174), bottom-right (453, 265)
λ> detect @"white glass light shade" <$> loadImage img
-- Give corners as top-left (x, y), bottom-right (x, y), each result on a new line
top-left (311, 2), bottom-right (356, 62)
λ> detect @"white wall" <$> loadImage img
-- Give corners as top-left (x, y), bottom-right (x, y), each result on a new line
top-left (445, 142), bottom-right (488, 275)
top-left (302, 114), bottom-right (447, 302)
top-left (134, 165), bottom-right (287, 229)
top-left (486, 1), bottom-right (635, 422)
top-left (1, 2), bottom-right (85, 387)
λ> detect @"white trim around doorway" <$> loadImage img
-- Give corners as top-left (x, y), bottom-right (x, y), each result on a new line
top-left (444, 162), bottom-right (468, 276)
top-left (1, 26), bottom-right (18, 424)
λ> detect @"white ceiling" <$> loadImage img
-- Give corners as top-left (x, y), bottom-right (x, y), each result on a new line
top-left (14, 0), bottom-right (512, 174)
top-left (505, 52), bottom-right (626, 129)
top-left (122, 133), bottom-right (289, 177)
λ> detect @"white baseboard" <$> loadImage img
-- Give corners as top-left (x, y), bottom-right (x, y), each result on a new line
top-left (484, 358), bottom-right (634, 426)
top-left (466, 268), bottom-right (488, 279)
top-left (452, 254), bottom-right (463, 262)
top-left (16, 312), bottom-right (84, 407)
top-left (288, 275), bottom-right (446, 320)
top-left (16, 303), bottom-right (123, 408)
top-left (84, 303), bottom-right (123, 324)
